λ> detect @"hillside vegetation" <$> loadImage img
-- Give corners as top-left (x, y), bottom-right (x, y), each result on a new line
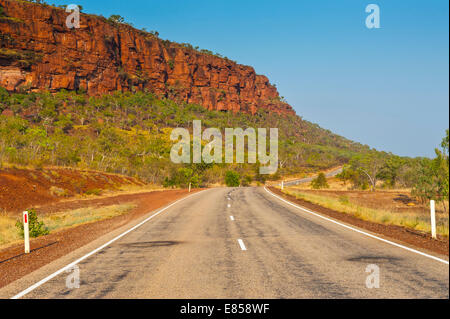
top-left (0, 88), bottom-right (373, 186)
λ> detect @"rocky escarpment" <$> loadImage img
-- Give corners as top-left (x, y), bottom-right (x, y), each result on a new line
top-left (0, 0), bottom-right (294, 115)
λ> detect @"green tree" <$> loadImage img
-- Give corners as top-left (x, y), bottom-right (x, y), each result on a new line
top-left (241, 175), bottom-right (252, 187)
top-left (348, 152), bottom-right (385, 191)
top-left (336, 166), bottom-right (354, 186)
top-left (441, 129), bottom-right (449, 155)
top-left (225, 171), bottom-right (240, 187)
top-left (108, 15), bottom-right (125, 24)
top-left (311, 172), bottom-right (329, 189)
top-left (163, 167), bottom-right (201, 188)
top-left (412, 130), bottom-right (449, 212)
top-left (0, 86), bottom-right (9, 104)
top-left (378, 156), bottom-right (404, 188)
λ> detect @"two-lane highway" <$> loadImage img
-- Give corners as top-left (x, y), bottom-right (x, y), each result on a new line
top-left (5, 187), bottom-right (449, 299)
top-left (282, 167), bottom-right (343, 187)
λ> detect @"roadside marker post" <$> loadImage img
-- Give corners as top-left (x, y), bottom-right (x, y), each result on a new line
top-left (430, 200), bottom-right (437, 239)
top-left (189, 182), bottom-right (191, 193)
top-left (281, 181), bottom-right (284, 190)
top-left (23, 211), bottom-right (30, 254)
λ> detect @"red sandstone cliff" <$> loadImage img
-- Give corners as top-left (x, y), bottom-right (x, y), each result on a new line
top-left (0, 0), bottom-right (294, 115)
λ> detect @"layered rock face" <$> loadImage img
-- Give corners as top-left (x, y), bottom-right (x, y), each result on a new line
top-left (0, 0), bottom-right (294, 115)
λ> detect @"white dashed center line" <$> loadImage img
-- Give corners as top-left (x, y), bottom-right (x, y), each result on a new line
top-left (238, 239), bottom-right (247, 251)
top-left (230, 216), bottom-right (235, 221)
top-left (227, 203), bottom-right (231, 208)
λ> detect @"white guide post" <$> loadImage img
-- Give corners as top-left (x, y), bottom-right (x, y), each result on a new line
top-left (430, 200), bottom-right (437, 239)
top-left (189, 182), bottom-right (191, 193)
top-left (281, 181), bottom-right (284, 190)
top-left (23, 211), bottom-right (30, 254)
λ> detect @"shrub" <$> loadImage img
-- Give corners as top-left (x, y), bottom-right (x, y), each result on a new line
top-left (85, 188), bottom-right (102, 196)
top-left (49, 186), bottom-right (70, 197)
top-left (163, 167), bottom-right (201, 188)
top-left (0, 48), bottom-right (42, 68)
top-left (241, 175), bottom-right (252, 187)
top-left (0, 86), bottom-right (9, 103)
top-left (108, 14), bottom-right (125, 24)
top-left (338, 195), bottom-right (349, 205)
top-left (225, 171), bottom-right (240, 187)
top-left (15, 209), bottom-right (49, 238)
top-left (311, 172), bottom-right (329, 189)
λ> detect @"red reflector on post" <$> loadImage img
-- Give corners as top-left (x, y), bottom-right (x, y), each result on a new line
top-left (23, 211), bottom-right (30, 254)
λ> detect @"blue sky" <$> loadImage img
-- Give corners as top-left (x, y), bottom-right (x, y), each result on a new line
top-left (53, 0), bottom-right (448, 157)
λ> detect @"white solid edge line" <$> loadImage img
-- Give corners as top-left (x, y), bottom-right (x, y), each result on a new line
top-left (264, 187), bottom-right (449, 265)
top-left (11, 189), bottom-right (208, 299)
top-left (238, 239), bottom-right (247, 251)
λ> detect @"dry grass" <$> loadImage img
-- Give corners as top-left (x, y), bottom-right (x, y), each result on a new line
top-left (283, 188), bottom-right (449, 237)
top-left (0, 212), bottom-right (18, 248)
top-left (40, 183), bottom-right (162, 205)
top-left (117, 183), bottom-right (164, 193)
top-left (44, 203), bottom-right (136, 232)
top-left (0, 203), bottom-right (136, 248)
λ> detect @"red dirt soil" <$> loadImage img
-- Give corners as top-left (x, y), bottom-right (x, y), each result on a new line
top-left (0, 188), bottom-right (200, 289)
top-left (0, 167), bottom-right (144, 213)
top-left (269, 187), bottom-right (449, 257)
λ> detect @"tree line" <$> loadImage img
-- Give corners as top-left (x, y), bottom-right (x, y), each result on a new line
top-left (336, 131), bottom-right (449, 212)
top-left (0, 87), bottom-right (371, 186)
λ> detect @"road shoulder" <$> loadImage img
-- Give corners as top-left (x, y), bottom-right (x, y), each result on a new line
top-left (267, 187), bottom-right (449, 257)
top-left (0, 189), bottom-right (200, 292)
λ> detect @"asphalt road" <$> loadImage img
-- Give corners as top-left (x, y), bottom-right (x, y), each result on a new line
top-left (7, 187), bottom-right (449, 299)
top-left (283, 168), bottom-right (343, 186)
